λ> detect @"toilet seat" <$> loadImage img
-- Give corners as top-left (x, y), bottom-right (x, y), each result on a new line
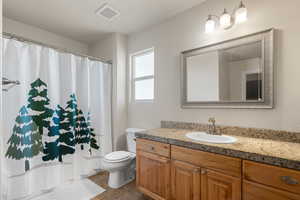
top-left (104, 151), bottom-right (131, 163)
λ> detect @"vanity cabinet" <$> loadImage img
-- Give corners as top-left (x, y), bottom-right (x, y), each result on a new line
top-left (243, 160), bottom-right (300, 195)
top-left (136, 151), bottom-right (170, 200)
top-left (243, 181), bottom-right (300, 200)
top-left (243, 160), bottom-right (300, 200)
top-left (136, 138), bottom-right (300, 200)
top-left (171, 160), bottom-right (201, 200)
top-left (136, 139), bottom-right (171, 200)
top-left (201, 169), bottom-right (241, 200)
top-left (171, 145), bottom-right (242, 200)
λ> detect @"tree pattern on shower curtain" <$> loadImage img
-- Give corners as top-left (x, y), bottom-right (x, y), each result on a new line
top-left (65, 94), bottom-right (90, 150)
top-left (43, 105), bottom-right (75, 162)
top-left (5, 106), bottom-right (43, 171)
top-left (6, 79), bottom-right (100, 170)
top-left (87, 112), bottom-right (100, 155)
top-left (27, 78), bottom-right (54, 135)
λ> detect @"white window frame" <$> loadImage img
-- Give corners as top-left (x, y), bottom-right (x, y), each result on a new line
top-left (130, 48), bottom-right (155, 103)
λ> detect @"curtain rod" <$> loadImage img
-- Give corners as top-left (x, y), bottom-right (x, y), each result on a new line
top-left (2, 32), bottom-right (112, 65)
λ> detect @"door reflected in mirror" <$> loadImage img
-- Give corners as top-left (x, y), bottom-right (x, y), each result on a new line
top-left (186, 41), bottom-right (263, 102)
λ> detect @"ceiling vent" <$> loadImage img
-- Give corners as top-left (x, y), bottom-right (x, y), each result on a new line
top-left (96, 3), bottom-right (120, 21)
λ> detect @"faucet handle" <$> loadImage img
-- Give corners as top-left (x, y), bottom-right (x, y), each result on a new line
top-left (208, 117), bottom-right (216, 124)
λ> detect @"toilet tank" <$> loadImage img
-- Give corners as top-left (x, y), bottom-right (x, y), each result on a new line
top-left (126, 128), bottom-right (145, 153)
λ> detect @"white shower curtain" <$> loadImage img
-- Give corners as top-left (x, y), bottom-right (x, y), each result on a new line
top-left (1, 38), bottom-right (112, 200)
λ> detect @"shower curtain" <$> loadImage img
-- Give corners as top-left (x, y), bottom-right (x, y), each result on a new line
top-left (1, 38), bottom-right (112, 200)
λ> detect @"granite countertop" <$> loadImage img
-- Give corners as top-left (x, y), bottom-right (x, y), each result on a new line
top-left (135, 128), bottom-right (300, 171)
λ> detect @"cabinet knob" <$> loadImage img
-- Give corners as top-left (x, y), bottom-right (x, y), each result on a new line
top-left (280, 176), bottom-right (299, 185)
top-left (194, 168), bottom-right (201, 173)
top-left (151, 146), bottom-right (155, 151)
top-left (201, 169), bottom-right (207, 174)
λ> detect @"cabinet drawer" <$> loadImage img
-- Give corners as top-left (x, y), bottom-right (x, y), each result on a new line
top-left (137, 138), bottom-right (170, 158)
top-left (243, 181), bottom-right (300, 200)
top-left (243, 160), bottom-right (300, 195)
top-left (171, 145), bottom-right (242, 177)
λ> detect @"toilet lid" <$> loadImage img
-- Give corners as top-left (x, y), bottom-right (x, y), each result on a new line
top-left (104, 151), bottom-right (131, 162)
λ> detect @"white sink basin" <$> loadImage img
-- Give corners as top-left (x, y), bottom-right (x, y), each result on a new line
top-left (185, 132), bottom-right (237, 144)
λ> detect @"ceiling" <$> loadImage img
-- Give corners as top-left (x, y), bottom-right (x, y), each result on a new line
top-left (3, 0), bottom-right (206, 44)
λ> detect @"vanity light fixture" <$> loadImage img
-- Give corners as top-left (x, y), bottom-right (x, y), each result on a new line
top-left (205, 15), bottom-right (216, 33)
top-left (235, 1), bottom-right (248, 23)
top-left (220, 9), bottom-right (232, 29)
top-left (205, 1), bottom-right (248, 33)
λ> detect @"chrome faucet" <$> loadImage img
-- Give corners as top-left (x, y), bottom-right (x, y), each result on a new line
top-left (208, 117), bottom-right (220, 135)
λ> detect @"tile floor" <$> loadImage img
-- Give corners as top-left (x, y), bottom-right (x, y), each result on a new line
top-left (89, 171), bottom-right (150, 200)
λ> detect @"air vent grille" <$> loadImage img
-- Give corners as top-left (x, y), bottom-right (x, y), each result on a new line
top-left (96, 3), bottom-right (120, 20)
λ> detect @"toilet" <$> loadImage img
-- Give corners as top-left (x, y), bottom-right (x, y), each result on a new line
top-left (102, 128), bottom-right (145, 189)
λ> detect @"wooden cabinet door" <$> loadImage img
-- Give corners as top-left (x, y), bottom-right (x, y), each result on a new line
top-left (136, 150), bottom-right (170, 200)
top-left (201, 169), bottom-right (241, 200)
top-left (171, 160), bottom-right (201, 200)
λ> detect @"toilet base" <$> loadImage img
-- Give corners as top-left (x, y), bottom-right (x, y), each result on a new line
top-left (108, 168), bottom-right (135, 189)
top-left (102, 152), bottom-right (136, 189)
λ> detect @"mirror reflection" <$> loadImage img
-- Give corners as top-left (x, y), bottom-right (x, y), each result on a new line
top-left (186, 41), bottom-right (263, 102)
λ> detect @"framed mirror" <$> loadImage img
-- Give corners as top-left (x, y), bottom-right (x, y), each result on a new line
top-left (181, 29), bottom-right (274, 109)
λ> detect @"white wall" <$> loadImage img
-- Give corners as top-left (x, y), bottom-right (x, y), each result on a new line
top-left (114, 34), bottom-right (128, 150)
top-left (219, 51), bottom-right (230, 101)
top-left (0, 0), bottom-right (4, 198)
top-left (89, 35), bottom-right (114, 62)
top-left (3, 17), bottom-right (88, 54)
top-left (187, 51), bottom-right (219, 101)
top-left (128, 0), bottom-right (300, 132)
top-left (89, 33), bottom-right (128, 151)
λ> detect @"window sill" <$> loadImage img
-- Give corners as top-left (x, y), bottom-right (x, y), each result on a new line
top-left (131, 100), bottom-right (155, 104)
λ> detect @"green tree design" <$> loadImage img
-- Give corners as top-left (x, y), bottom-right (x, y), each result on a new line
top-left (27, 78), bottom-right (53, 135)
top-left (86, 112), bottom-right (99, 155)
top-left (65, 94), bottom-right (78, 140)
top-left (65, 94), bottom-right (89, 150)
top-left (5, 106), bottom-right (43, 171)
top-left (43, 105), bottom-right (75, 162)
top-left (75, 109), bottom-right (90, 150)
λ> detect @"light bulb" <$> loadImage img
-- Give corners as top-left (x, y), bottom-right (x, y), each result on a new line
top-left (205, 15), bottom-right (215, 33)
top-left (235, 1), bottom-right (247, 24)
top-left (220, 9), bottom-right (232, 29)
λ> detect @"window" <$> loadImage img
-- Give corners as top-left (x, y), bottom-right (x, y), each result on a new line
top-left (131, 48), bottom-right (155, 101)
